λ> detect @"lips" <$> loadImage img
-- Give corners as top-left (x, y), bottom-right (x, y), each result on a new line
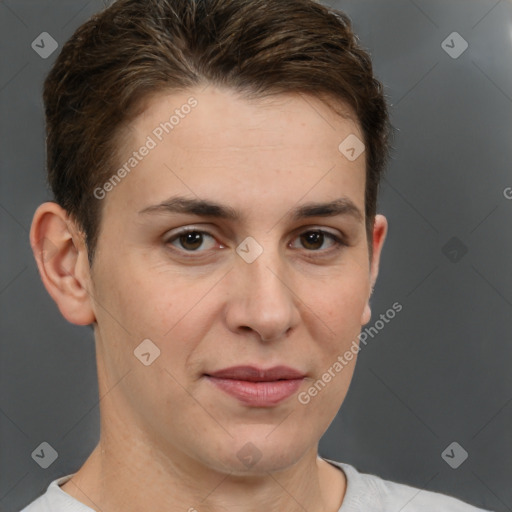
top-left (206, 365), bottom-right (306, 381)
top-left (204, 365), bottom-right (306, 406)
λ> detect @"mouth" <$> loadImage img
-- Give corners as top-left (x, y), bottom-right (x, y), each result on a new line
top-left (206, 365), bottom-right (306, 381)
top-left (204, 365), bottom-right (306, 406)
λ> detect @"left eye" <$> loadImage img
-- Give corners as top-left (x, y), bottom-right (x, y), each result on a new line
top-left (290, 230), bottom-right (345, 252)
top-left (165, 229), bottom-right (345, 254)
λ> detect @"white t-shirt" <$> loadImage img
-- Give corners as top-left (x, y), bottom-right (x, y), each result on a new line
top-left (19, 458), bottom-right (493, 512)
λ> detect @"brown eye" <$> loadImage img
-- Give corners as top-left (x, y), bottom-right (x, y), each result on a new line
top-left (300, 231), bottom-right (325, 250)
top-left (166, 230), bottom-right (217, 252)
top-left (292, 230), bottom-right (346, 252)
top-left (177, 232), bottom-right (204, 251)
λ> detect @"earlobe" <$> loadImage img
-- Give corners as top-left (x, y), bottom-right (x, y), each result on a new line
top-left (369, 214), bottom-right (388, 284)
top-left (361, 214), bottom-right (388, 326)
top-left (360, 300), bottom-right (372, 326)
top-left (29, 202), bottom-right (96, 326)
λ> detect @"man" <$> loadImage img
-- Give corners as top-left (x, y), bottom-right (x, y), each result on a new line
top-left (23, 0), bottom-right (492, 510)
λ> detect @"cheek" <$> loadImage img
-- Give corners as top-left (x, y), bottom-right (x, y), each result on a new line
top-left (99, 253), bottom-right (178, 333)
top-left (314, 267), bottom-right (369, 325)
top-left (303, 267), bottom-right (369, 368)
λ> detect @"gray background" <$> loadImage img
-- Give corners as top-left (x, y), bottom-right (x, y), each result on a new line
top-left (1, 0), bottom-right (511, 511)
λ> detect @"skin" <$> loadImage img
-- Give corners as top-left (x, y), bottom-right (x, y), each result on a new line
top-left (30, 85), bottom-right (387, 512)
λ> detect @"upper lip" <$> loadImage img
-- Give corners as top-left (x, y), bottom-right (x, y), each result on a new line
top-left (206, 365), bottom-right (305, 382)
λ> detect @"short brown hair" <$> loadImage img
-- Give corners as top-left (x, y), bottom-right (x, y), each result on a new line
top-left (43, 0), bottom-right (391, 267)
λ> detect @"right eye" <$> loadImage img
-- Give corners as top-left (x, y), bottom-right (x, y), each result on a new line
top-left (165, 228), bottom-right (220, 253)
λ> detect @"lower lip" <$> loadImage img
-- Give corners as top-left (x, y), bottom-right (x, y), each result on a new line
top-left (205, 376), bottom-right (304, 406)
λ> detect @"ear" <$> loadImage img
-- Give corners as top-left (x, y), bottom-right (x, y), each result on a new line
top-left (360, 214), bottom-right (388, 326)
top-left (29, 202), bottom-right (96, 326)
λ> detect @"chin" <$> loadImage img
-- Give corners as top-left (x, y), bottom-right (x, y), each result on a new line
top-left (207, 428), bottom-right (312, 476)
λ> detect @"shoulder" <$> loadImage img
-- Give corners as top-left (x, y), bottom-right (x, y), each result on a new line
top-left (324, 459), bottom-right (494, 512)
top-left (19, 493), bottom-right (47, 512)
top-left (18, 474), bottom-right (92, 512)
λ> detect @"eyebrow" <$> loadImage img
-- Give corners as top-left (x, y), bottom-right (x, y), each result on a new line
top-left (138, 195), bottom-right (364, 223)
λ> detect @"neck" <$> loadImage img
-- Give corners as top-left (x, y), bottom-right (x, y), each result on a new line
top-left (60, 347), bottom-right (346, 511)
top-left (60, 433), bottom-right (346, 512)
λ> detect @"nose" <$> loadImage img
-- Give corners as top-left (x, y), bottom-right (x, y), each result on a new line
top-left (224, 240), bottom-right (300, 342)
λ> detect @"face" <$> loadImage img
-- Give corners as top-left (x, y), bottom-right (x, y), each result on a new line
top-left (46, 86), bottom-right (387, 475)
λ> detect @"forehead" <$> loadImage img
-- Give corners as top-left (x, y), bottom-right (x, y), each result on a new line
top-left (105, 86), bottom-right (366, 222)
top-left (133, 86), bottom-right (362, 149)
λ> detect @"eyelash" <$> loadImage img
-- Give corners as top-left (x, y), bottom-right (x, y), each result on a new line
top-left (164, 227), bottom-right (348, 258)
